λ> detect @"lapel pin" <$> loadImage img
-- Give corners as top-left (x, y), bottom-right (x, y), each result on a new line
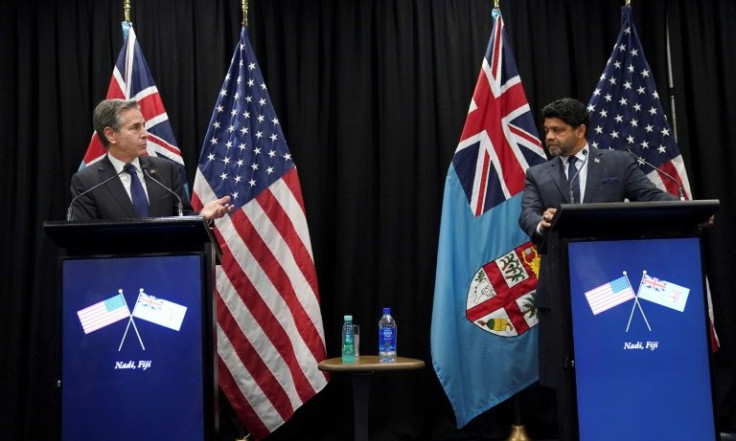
top-left (594, 158), bottom-right (600, 163)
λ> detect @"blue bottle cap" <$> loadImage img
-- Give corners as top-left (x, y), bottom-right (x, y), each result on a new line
top-left (382, 307), bottom-right (391, 314)
top-left (344, 315), bottom-right (353, 321)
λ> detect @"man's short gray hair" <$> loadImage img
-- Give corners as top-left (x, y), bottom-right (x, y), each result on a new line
top-left (92, 99), bottom-right (140, 147)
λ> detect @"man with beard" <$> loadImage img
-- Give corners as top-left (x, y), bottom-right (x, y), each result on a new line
top-left (518, 97), bottom-right (675, 440)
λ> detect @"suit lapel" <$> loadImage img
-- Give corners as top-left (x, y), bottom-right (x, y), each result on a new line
top-left (583, 148), bottom-right (604, 202)
top-left (546, 156), bottom-right (571, 203)
top-left (98, 156), bottom-right (137, 218)
top-left (140, 157), bottom-right (169, 217)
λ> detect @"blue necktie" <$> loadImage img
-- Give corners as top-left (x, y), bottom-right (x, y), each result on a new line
top-left (124, 163), bottom-right (150, 217)
top-left (567, 156), bottom-right (580, 203)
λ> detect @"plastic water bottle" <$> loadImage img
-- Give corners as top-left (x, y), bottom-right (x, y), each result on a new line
top-left (341, 315), bottom-right (356, 363)
top-left (378, 307), bottom-right (397, 363)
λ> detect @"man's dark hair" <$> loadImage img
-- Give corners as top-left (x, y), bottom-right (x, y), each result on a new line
top-left (541, 98), bottom-right (589, 129)
top-left (92, 99), bottom-right (140, 147)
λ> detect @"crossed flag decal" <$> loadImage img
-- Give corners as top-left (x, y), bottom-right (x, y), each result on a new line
top-left (76, 288), bottom-right (188, 351)
top-left (584, 271), bottom-right (690, 332)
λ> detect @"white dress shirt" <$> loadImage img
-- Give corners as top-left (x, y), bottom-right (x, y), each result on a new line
top-left (107, 154), bottom-right (151, 203)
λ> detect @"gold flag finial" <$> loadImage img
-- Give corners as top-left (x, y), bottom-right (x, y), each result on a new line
top-left (123, 0), bottom-right (131, 23)
top-left (494, 0), bottom-right (500, 9)
top-left (242, 0), bottom-right (249, 26)
top-left (626, 0), bottom-right (631, 5)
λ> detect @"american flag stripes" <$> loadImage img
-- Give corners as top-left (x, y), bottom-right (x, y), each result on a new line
top-left (192, 27), bottom-right (327, 439)
top-left (80, 24), bottom-right (186, 187)
top-left (77, 293), bottom-right (130, 334)
top-left (587, 6), bottom-right (690, 199)
top-left (584, 275), bottom-right (636, 315)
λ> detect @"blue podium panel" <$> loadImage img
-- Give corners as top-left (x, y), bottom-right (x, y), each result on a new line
top-left (62, 254), bottom-right (206, 441)
top-left (568, 237), bottom-right (716, 441)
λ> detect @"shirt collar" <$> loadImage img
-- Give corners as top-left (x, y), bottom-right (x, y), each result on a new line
top-left (108, 153), bottom-right (142, 174)
top-left (562, 144), bottom-right (590, 165)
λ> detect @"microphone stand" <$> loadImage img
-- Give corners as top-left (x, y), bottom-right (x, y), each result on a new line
top-left (626, 148), bottom-right (685, 200)
top-left (142, 166), bottom-right (184, 216)
top-left (567, 150), bottom-right (589, 204)
top-left (67, 169), bottom-right (126, 221)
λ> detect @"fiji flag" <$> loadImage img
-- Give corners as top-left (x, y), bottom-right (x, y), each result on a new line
top-left (638, 274), bottom-right (690, 313)
top-left (79, 23), bottom-right (188, 194)
top-left (431, 8), bottom-right (547, 427)
top-left (132, 291), bottom-right (187, 331)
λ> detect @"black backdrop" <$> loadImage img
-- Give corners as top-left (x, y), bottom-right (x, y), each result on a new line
top-left (2, 0), bottom-right (735, 440)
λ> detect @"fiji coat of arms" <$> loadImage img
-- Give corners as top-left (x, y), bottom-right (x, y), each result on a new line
top-left (466, 242), bottom-right (540, 337)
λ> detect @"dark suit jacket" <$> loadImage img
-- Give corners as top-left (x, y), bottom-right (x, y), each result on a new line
top-left (519, 146), bottom-right (676, 248)
top-left (518, 146), bottom-right (676, 390)
top-left (70, 155), bottom-right (193, 220)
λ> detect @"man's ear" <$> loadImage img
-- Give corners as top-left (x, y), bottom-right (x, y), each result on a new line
top-left (576, 123), bottom-right (587, 140)
top-left (103, 126), bottom-right (116, 145)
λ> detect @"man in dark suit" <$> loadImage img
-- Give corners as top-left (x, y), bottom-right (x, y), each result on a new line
top-left (70, 99), bottom-right (232, 221)
top-left (519, 98), bottom-right (676, 440)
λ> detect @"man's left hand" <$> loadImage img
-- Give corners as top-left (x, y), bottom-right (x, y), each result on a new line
top-left (201, 195), bottom-right (234, 221)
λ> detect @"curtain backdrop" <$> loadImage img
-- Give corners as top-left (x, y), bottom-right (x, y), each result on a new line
top-left (2, 0), bottom-right (735, 440)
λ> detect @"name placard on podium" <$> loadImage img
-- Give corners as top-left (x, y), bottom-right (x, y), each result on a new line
top-left (547, 200), bottom-right (720, 441)
top-left (45, 217), bottom-right (218, 441)
top-left (568, 237), bottom-right (715, 440)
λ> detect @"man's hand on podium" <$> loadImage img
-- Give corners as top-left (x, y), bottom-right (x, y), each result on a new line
top-left (698, 214), bottom-right (715, 230)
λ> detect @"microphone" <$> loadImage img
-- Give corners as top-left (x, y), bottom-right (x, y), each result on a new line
top-left (568, 149), bottom-right (588, 204)
top-left (141, 165), bottom-right (184, 216)
top-left (626, 148), bottom-right (685, 200)
top-left (67, 169), bottom-right (126, 221)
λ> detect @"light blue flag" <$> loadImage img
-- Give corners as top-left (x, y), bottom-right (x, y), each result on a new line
top-left (431, 8), bottom-right (546, 428)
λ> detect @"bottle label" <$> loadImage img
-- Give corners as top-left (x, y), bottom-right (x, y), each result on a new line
top-left (379, 327), bottom-right (396, 351)
top-left (342, 323), bottom-right (356, 362)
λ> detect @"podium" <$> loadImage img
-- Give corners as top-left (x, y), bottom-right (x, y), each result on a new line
top-left (545, 200), bottom-right (720, 441)
top-left (44, 217), bottom-right (219, 441)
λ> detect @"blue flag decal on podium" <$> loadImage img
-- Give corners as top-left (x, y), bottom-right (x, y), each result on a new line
top-left (431, 9), bottom-right (547, 427)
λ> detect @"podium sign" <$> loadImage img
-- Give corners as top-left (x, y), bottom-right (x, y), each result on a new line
top-left (568, 237), bottom-right (716, 440)
top-left (61, 254), bottom-right (207, 441)
top-left (45, 217), bottom-right (218, 441)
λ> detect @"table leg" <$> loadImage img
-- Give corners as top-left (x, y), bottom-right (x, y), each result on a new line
top-left (351, 373), bottom-right (371, 441)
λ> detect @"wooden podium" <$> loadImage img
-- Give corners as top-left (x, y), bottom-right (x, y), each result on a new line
top-left (545, 200), bottom-right (720, 441)
top-left (44, 216), bottom-right (219, 441)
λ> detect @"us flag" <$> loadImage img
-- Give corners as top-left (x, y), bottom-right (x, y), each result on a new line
top-left (587, 6), bottom-right (719, 350)
top-left (584, 275), bottom-right (636, 316)
top-left (453, 11), bottom-right (545, 216)
top-left (587, 6), bottom-right (690, 199)
top-left (192, 27), bottom-right (327, 439)
top-left (80, 24), bottom-right (186, 188)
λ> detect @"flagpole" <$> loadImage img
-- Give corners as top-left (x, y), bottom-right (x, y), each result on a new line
top-left (486, 4), bottom-right (531, 439)
top-left (505, 394), bottom-right (532, 441)
top-left (665, 19), bottom-right (679, 143)
top-left (123, 0), bottom-right (131, 24)
top-left (625, 271), bottom-right (652, 332)
top-left (118, 289), bottom-right (146, 351)
top-left (242, 0), bottom-right (249, 26)
top-left (121, 0), bottom-right (133, 47)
